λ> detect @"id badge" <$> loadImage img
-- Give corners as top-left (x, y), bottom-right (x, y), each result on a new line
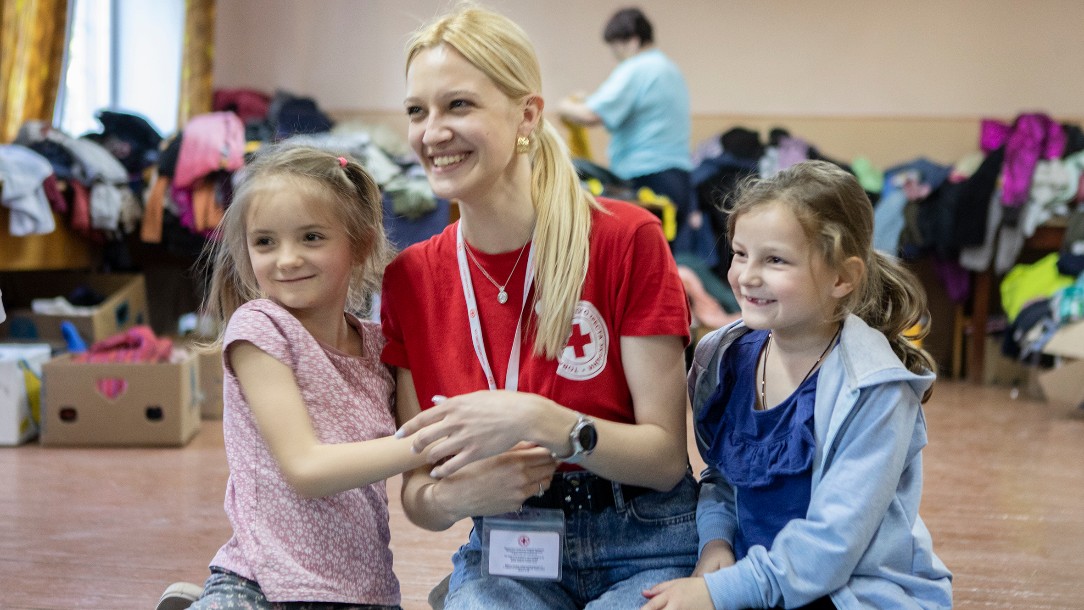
top-left (481, 508), bottom-right (565, 581)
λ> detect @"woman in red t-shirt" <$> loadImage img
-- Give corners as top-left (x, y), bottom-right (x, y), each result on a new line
top-left (383, 5), bottom-right (699, 609)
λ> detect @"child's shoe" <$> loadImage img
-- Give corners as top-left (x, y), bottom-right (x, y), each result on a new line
top-left (155, 581), bottom-right (203, 610)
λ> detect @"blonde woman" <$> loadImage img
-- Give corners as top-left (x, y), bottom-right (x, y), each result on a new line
top-left (383, 5), bottom-right (698, 609)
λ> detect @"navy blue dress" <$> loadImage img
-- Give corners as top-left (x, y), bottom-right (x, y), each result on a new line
top-left (696, 330), bottom-right (818, 560)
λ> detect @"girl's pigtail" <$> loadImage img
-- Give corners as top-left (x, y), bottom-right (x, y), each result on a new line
top-left (338, 156), bottom-right (396, 316)
top-left (860, 251), bottom-right (936, 401)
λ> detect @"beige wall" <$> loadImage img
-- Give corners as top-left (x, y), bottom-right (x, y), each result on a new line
top-left (214, 0), bottom-right (1084, 168)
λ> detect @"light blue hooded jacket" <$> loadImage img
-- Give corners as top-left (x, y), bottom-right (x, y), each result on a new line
top-left (689, 315), bottom-right (952, 609)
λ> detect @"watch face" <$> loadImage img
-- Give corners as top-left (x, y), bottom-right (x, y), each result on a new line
top-left (577, 421), bottom-right (598, 452)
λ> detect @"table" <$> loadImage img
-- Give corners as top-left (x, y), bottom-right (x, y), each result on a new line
top-left (966, 220), bottom-right (1067, 384)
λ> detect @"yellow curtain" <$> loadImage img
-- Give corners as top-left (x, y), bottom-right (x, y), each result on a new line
top-left (0, 0), bottom-right (68, 143)
top-left (177, 0), bottom-right (215, 127)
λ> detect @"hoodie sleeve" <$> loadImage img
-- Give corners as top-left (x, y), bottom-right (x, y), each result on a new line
top-left (688, 325), bottom-right (741, 555)
top-left (697, 467), bottom-right (737, 555)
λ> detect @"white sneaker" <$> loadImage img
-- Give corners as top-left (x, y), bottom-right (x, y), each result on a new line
top-left (155, 581), bottom-right (203, 610)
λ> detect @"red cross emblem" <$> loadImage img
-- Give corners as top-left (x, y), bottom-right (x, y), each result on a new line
top-left (567, 323), bottom-right (592, 358)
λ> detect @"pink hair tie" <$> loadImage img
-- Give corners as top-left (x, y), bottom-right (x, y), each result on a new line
top-left (338, 156), bottom-right (347, 168)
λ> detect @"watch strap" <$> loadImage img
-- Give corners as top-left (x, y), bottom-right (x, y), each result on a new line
top-left (554, 413), bottom-right (595, 464)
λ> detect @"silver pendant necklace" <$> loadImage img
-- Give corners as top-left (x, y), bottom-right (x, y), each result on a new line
top-left (463, 238), bottom-right (531, 304)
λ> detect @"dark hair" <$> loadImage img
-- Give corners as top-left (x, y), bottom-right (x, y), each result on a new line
top-left (603, 7), bottom-right (653, 44)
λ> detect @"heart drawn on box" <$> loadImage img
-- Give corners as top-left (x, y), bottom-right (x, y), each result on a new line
top-left (95, 378), bottom-right (129, 400)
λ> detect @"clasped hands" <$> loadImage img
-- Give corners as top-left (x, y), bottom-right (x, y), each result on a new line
top-left (396, 389), bottom-right (555, 479)
top-left (397, 390), bottom-right (558, 518)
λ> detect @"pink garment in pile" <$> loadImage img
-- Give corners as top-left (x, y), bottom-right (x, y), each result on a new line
top-left (73, 326), bottom-right (173, 399)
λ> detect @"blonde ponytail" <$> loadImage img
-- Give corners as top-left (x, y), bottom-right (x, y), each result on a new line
top-left (529, 119), bottom-right (600, 358)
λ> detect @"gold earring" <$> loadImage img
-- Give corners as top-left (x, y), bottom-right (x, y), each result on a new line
top-left (516, 135), bottom-right (531, 154)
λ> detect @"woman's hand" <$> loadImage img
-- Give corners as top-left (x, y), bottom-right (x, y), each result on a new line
top-left (397, 390), bottom-right (565, 479)
top-left (395, 372), bottom-right (559, 528)
top-left (428, 443), bottom-right (557, 519)
top-left (640, 577), bottom-right (713, 610)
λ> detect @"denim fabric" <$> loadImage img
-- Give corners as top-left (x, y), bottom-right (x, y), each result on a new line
top-left (444, 474), bottom-right (699, 609)
top-left (190, 568), bottom-right (402, 610)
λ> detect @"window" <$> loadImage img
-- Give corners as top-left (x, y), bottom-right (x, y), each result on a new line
top-left (54, 0), bottom-right (185, 138)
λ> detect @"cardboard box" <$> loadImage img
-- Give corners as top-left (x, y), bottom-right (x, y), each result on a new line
top-left (0, 272), bottom-right (148, 348)
top-left (41, 351), bottom-right (201, 447)
top-left (1037, 360), bottom-right (1084, 408)
top-left (1039, 321), bottom-right (1084, 409)
top-left (0, 344), bottom-right (51, 445)
top-left (177, 337), bottom-right (224, 420)
top-left (1042, 320), bottom-right (1084, 359)
top-left (197, 347), bottom-right (224, 419)
top-left (982, 336), bottom-right (1030, 387)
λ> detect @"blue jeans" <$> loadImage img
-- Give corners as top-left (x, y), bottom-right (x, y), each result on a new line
top-left (190, 568), bottom-right (402, 610)
top-left (444, 473), bottom-right (699, 610)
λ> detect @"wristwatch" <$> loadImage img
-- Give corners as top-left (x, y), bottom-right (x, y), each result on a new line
top-left (555, 413), bottom-right (597, 464)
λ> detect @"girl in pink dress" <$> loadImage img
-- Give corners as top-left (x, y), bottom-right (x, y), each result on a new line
top-left (160, 144), bottom-right (424, 610)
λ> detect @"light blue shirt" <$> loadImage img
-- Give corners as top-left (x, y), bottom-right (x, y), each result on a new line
top-left (586, 48), bottom-right (691, 179)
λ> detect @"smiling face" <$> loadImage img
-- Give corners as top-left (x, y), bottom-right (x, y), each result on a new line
top-left (727, 200), bottom-right (852, 340)
top-left (404, 44), bottom-right (538, 207)
top-left (245, 177), bottom-right (355, 322)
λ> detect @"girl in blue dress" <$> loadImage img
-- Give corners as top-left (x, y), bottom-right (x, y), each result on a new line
top-left (644, 160), bottom-right (952, 609)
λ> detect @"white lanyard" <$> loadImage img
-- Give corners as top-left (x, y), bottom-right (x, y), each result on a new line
top-left (456, 223), bottom-right (535, 391)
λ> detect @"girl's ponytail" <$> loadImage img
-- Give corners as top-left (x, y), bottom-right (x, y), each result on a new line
top-left (856, 251), bottom-right (937, 399)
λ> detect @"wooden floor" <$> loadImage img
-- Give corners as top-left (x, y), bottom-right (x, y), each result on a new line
top-left (2, 379), bottom-right (1083, 609)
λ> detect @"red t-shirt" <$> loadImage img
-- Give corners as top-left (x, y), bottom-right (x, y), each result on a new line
top-left (380, 198), bottom-right (689, 424)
